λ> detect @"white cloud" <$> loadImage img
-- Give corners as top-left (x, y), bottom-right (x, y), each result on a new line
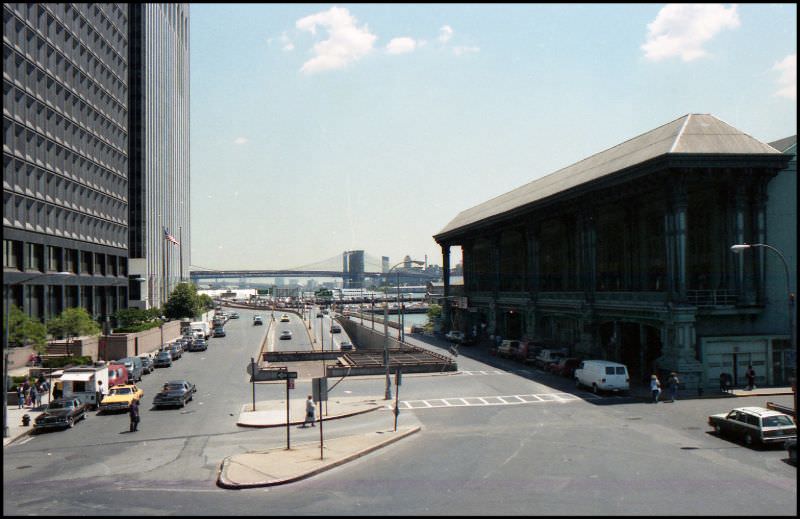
top-left (773, 54), bottom-right (796, 100)
top-left (296, 6), bottom-right (376, 73)
top-left (453, 46), bottom-right (480, 56)
top-left (386, 37), bottom-right (417, 55)
top-left (280, 32), bottom-right (294, 51)
top-left (438, 25), bottom-right (453, 44)
top-left (233, 137), bottom-right (249, 145)
top-left (642, 4), bottom-right (740, 62)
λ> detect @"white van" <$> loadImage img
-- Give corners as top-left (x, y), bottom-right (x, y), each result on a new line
top-left (574, 360), bottom-right (630, 394)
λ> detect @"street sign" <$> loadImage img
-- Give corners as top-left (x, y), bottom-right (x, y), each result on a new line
top-left (312, 377), bottom-right (328, 402)
top-left (276, 371), bottom-right (298, 380)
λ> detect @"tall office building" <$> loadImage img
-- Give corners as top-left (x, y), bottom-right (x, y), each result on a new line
top-left (126, 4), bottom-right (189, 309)
top-left (3, 4), bottom-right (130, 320)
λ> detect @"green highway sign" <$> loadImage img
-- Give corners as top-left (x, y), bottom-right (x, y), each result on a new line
top-left (276, 371), bottom-right (298, 380)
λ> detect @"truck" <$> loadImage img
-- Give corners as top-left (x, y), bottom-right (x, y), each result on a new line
top-left (190, 321), bottom-right (210, 340)
top-left (61, 364), bottom-right (109, 409)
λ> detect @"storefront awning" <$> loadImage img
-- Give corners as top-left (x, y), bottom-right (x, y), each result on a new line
top-left (60, 372), bottom-right (94, 382)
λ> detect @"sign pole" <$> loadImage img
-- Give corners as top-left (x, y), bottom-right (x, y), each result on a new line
top-left (318, 378), bottom-right (324, 460)
top-left (285, 368), bottom-right (290, 450)
top-left (250, 357), bottom-right (256, 411)
top-left (394, 367), bottom-right (402, 432)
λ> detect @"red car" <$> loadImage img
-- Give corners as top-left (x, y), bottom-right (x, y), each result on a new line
top-left (551, 357), bottom-right (582, 378)
top-left (107, 363), bottom-right (129, 387)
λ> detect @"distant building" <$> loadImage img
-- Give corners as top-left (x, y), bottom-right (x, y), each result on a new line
top-left (434, 114), bottom-right (795, 390)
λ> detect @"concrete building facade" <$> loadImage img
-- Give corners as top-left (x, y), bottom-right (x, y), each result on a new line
top-left (4, 3), bottom-right (130, 321)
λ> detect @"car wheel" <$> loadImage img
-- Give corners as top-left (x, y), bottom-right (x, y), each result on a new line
top-left (744, 433), bottom-right (755, 447)
top-left (67, 417), bottom-right (74, 428)
top-left (592, 384), bottom-right (599, 395)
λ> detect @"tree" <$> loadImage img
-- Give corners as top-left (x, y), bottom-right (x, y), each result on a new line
top-left (163, 283), bottom-right (204, 319)
top-left (198, 293), bottom-right (214, 312)
top-left (425, 303), bottom-right (442, 332)
top-left (47, 307), bottom-right (101, 345)
top-left (4, 305), bottom-right (48, 352)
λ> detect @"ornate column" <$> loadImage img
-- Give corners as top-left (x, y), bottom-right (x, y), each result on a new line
top-left (754, 178), bottom-right (768, 304)
top-left (673, 182), bottom-right (688, 302)
top-left (442, 244), bottom-right (451, 328)
top-left (733, 182), bottom-right (747, 302)
top-left (525, 225), bottom-right (539, 297)
top-left (579, 209), bottom-right (597, 301)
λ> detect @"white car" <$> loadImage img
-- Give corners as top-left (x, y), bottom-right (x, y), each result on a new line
top-left (280, 330), bottom-right (292, 340)
top-left (445, 330), bottom-right (465, 343)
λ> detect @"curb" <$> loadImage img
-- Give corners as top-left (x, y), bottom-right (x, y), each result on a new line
top-left (216, 425), bottom-right (421, 489)
top-left (236, 403), bottom-right (383, 428)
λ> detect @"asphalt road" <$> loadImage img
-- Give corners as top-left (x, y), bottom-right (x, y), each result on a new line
top-left (3, 307), bottom-right (796, 515)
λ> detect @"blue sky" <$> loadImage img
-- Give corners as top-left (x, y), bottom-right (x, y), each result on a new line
top-left (189, 3), bottom-right (796, 271)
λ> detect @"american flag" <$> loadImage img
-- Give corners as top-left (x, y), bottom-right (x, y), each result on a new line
top-left (163, 227), bottom-right (180, 246)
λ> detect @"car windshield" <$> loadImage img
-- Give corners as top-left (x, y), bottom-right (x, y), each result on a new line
top-left (166, 383), bottom-right (185, 390)
top-left (763, 415), bottom-right (794, 427)
top-left (157, 352), bottom-right (170, 358)
top-left (110, 387), bottom-right (132, 395)
top-left (48, 401), bottom-right (72, 409)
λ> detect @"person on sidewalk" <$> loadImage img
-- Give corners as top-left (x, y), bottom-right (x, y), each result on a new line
top-left (96, 380), bottom-right (106, 410)
top-left (650, 374), bottom-right (661, 403)
top-left (745, 365), bottom-right (756, 390)
top-left (667, 372), bottom-right (679, 402)
top-left (129, 398), bottom-right (140, 432)
top-left (16, 385), bottom-right (24, 409)
top-left (301, 395), bottom-right (316, 427)
top-left (29, 384), bottom-right (39, 409)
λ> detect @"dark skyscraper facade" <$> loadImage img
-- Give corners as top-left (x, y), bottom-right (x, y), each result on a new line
top-left (4, 3), bottom-right (130, 320)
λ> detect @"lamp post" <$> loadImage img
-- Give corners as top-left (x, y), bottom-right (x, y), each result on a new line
top-left (383, 260), bottom-right (425, 399)
top-left (731, 243), bottom-right (796, 409)
top-left (4, 271), bottom-right (70, 438)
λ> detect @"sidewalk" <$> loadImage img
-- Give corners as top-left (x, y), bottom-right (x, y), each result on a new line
top-left (218, 395), bottom-right (419, 488)
top-left (3, 403), bottom-right (45, 447)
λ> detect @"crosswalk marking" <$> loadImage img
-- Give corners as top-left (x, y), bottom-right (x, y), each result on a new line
top-left (395, 392), bottom-right (599, 410)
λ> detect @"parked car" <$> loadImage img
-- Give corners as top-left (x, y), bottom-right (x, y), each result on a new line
top-left (497, 340), bottom-right (523, 359)
top-left (574, 360), bottom-right (630, 394)
top-left (188, 338), bottom-right (208, 351)
top-left (280, 314), bottom-right (290, 322)
top-left (99, 384), bottom-right (144, 413)
top-left (153, 350), bottom-right (173, 368)
top-left (534, 348), bottom-right (568, 369)
top-left (280, 330), bottom-right (292, 340)
top-left (153, 380), bottom-right (197, 408)
top-left (708, 407), bottom-right (797, 447)
top-left (253, 316), bottom-right (264, 326)
top-left (316, 312), bottom-right (323, 318)
top-left (340, 341), bottom-right (354, 351)
top-left (330, 324), bottom-right (342, 333)
top-left (34, 398), bottom-right (88, 430)
top-left (445, 330), bottom-right (465, 343)
top-left (550, 357), bottom-right (582, 378)
top-left (213, 326), bottom-right (226, 337)
top-left (116, 356), bottom-right (144, 382)
top-left (138, 355), bottom-right (154, 374)
top-left (167, 344), bottom-right (182, 360)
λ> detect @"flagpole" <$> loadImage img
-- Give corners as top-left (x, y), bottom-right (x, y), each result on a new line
top-left (179, 226), bottom-right (184, 282)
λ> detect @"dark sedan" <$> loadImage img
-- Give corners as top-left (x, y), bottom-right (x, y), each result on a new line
top-left (153, 380), bottom-right (197, 408)
top-left (34, 398), bottom-right (88, 430)
top-left (153, 350), bottom-right (173, 368)
top-left (187, 339), bottom-right (207, 351)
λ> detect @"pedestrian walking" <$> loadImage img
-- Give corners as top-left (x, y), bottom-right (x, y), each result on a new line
top-left (650, 374), bottom-right (661, 403)
top-left (22, 380), bottom-right (31, 407)
top-left (667, 372), bottom-right (680, 402)
top-left (719, 372), bottom-right (731, 393)
top-left (29, 384), bottom-right (39, 409)
top-left (35, 383), bottom-right (43, 407)
top-left (96, 380), bottom-right (106, 409)
top-left (16, 385), bottom-right (24, 409)
top-left (301, 395), bottom-right (316, 427)
top-left (745, 365), bottom-right (756, 390)
top-left (129, 398), bottom-right (140, 432)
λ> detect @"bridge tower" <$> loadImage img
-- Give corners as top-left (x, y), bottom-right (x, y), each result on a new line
top-left (343, 250), bottom-right (365, 289)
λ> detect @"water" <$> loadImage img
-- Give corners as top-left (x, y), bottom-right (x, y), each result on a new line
top-left (383, 313), bottom-right (429, 327)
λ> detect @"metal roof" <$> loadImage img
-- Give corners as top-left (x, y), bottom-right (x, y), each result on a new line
top-left (768, 135), bottom-right (797, 154)
top-left (435, 114), bottom-right (784, 240)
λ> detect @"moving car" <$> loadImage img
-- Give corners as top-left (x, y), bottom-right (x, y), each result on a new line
top-left (229, 312), bottom-right (240, 319)
top-left (99, 384), bottom-right (144, 413)
top-left (213, 326), bottom-right (226, 337)
top-left (280, 330), bottom-right (292, 340)
top-left (574, 360), bottom-right (630, 394)
top-left (330, 324), bottom-right (342, 333)
top-left (708, 407), bottom-right (797, 447)
top-left (153, 380), bottom-right (197, 408)
top-left (280, 314), bottom-right (290, 322)
top-left (340, 341), bottom-right (354, 351)
top-left (153, 350), bottom-right (173, 368)
top-left (316, 312), bottom-right (323, 318)
top-left (34, 398), bottom-right (88, 430)
top-left (253, 316), bottom-right (264, 326)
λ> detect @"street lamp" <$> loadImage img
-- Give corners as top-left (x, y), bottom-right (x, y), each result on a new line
top-left (4, 271), bottom-right (71, 438)
top-left (383, 260), bottom-right (425, 400)
top-left (731, 243), bottom-right (796, 410)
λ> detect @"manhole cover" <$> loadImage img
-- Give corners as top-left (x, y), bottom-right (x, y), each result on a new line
top-left (680, 447), bottom-right (699, 450)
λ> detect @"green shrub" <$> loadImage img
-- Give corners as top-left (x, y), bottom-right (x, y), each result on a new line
top-left (114, 321), bottom-right (162, 333)
top-left (42, 355), bottom-right (92, 369)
